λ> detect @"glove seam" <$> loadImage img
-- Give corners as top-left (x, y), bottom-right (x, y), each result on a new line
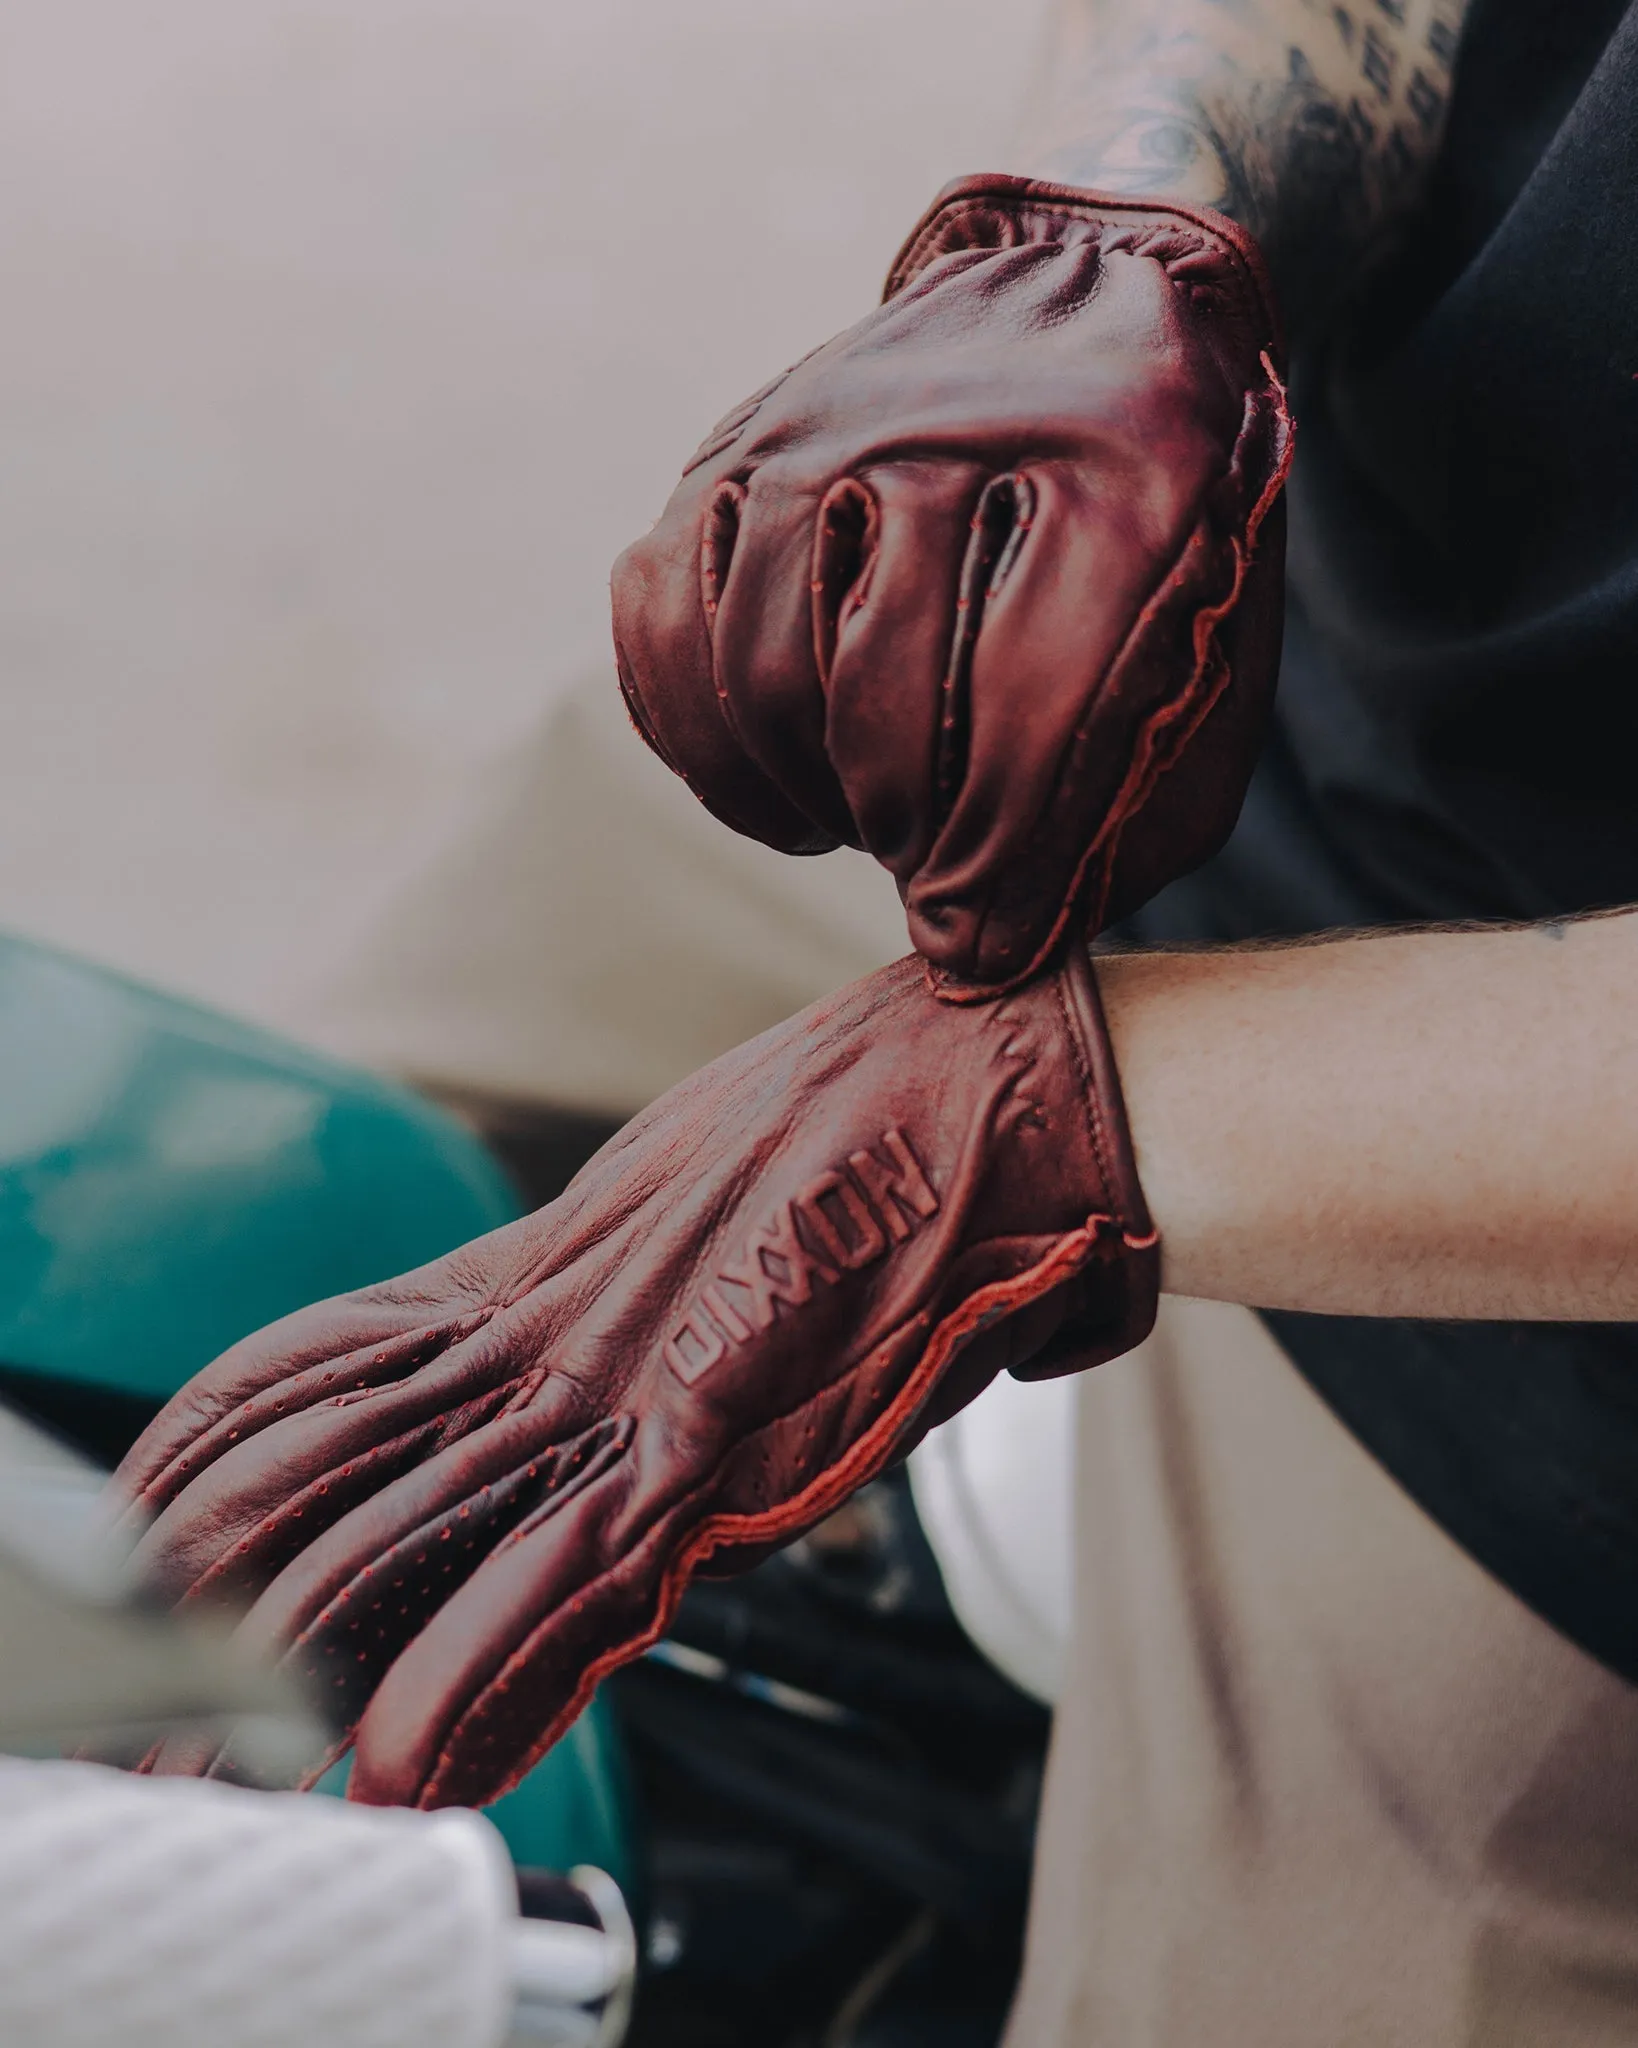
top-left (928, 345), bottom-right (1293, 1001)
top-left (1046, 958), bottom-right (1117, 1227)
top-left (413, 1225), bottom-right (1109, 1806)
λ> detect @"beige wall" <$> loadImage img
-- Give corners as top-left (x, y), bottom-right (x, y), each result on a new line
top-left (0, 0), bottom-right (1046, 1082)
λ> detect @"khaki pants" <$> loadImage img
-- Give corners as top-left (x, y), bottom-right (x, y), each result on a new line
top-left (1007, 1296), bottom-right (1638, 2047)
top-left (305, 669), bottom-right (1638, 2042)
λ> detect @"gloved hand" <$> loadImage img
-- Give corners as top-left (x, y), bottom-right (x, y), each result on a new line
top-left (613, 173), bottom-right (1292, 995)
top-left (116, 948), bottom-right (1156, 1812)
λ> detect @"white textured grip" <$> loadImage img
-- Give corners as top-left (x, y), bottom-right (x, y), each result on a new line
top-left (0, 1758), bottom-right (515, 2048)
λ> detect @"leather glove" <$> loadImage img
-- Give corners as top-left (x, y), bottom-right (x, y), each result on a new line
top-left (613, 173), bottom-right (1292, 995)
top-left (115, 947), bottom-right (1156, 1811)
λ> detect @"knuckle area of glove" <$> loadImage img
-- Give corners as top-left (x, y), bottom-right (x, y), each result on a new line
top-left (689, 298), bottom-right (1250, 538)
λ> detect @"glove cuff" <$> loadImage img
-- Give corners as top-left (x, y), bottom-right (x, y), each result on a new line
top-left (1011, 938), bottom-right (1159, 1378)
top-left (883, 172), bottom-right (1284, 367)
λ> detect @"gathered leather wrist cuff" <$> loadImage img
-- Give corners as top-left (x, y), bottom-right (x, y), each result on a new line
top-left (883, 172), bottom-right (1284, 350)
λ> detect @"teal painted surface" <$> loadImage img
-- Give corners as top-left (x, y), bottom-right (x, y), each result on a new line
top-left (0, 932), bottom-right (517, 1400)
top-left (0, 930), bottom-right (634, 1881)
top-left (314, 1698), bottom-right (634, 1894)
top-left (485, 1701), bottom-right (633, 1888)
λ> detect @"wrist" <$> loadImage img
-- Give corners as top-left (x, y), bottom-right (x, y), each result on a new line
top-left (1093, 945), bottom-right (1233, 1303)
top-left (1093, 915), bottom-right (1638, 1322)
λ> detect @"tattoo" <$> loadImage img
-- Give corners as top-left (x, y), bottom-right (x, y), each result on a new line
top-left (1017, 0), bottom-right (1474, 327)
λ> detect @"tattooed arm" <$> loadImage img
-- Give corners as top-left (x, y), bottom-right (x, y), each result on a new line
top-left (1006, 1), bottom-right (1638, 1319)
top-left (1016, 0), bottom-right (1474, 327)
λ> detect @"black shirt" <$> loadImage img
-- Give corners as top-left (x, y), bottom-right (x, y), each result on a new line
top-left (1124, 0), bottom-right (1638, 1679)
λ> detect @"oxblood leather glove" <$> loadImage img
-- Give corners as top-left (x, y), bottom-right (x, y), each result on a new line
top-left (613, 173), bottom-right (1293, 994)
top-left (116, 948), bottom-right (1156, 1811)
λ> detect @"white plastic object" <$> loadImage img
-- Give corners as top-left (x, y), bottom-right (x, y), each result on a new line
top-left (0, 1408), bottom-right (635, 2048)
top-left (908, 1370), bottom-right (1076, 1704)
top-left (510, 1868), bottom-right (636, 2048)
top-left (0, 1756), bottom-right (518, 2048)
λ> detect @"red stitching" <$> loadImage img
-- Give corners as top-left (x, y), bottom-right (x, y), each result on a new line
top-left (931, 347), bottom-right (1295, 1003)
top-left (405, 1224), bottom-right (1106, 1809)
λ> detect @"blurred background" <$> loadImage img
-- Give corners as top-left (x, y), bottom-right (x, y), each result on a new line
top-left (0, 0), bottom-right (1049, 1106)
top-left (0, 9), bottom-right (1074, 2044)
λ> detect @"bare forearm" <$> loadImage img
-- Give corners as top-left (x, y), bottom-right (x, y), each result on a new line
top-left (1099, 913), bottom-right (1638, 1320)
top-left (1017, 0), bottom-right (1473, 326)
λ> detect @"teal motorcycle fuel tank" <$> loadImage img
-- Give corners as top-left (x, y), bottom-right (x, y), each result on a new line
top-left (0, 931), bottom-right (632, 1889)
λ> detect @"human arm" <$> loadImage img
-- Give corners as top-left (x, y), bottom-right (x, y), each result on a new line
top-left (1016, 0), bottom-right (1476, 331)
top-left (1101, 910), bottom-right (1638, 1319)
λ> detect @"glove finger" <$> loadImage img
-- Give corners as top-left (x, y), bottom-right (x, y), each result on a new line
top-left (130, 1397), bottom-right (613, 1790)
top-left (908, 388), bottom-right (1267, 984)
top-left (813, 460), bottom-right (989, 891)
top-left (115, 1299), bottom-right (464, 1523)
top-left (612, 474), bottom-right (844, 855)
top-left (706, 468), bottom-right (857, 847)
top-left (131, 1305), bottom-right (572, 1608)
top-left (345, 1419), bottom-right (666, 1810)
top-left (126, 1149), bottom-right (706, 1611)
top-left (113, 1199), bottom-right (570, 1518)
top-left (905, 453), bottom-right (1191, 979)
top-left (246, 1405), bottom-right (630, 1737)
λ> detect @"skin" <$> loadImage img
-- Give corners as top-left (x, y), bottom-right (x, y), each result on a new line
top-left (1098, 916), bottom-right (1638, 1318)
top-left (1010, 1), bottom-right (1638, 1322)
